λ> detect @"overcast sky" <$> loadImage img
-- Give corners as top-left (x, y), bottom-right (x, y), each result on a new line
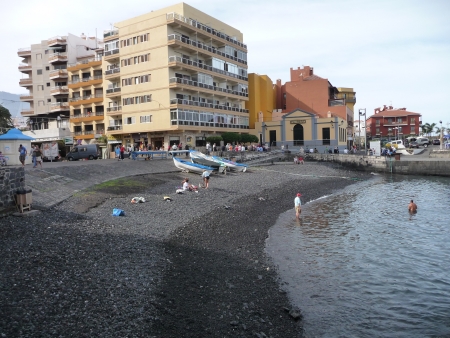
top-left (2, 0), bottom-right (449, 126)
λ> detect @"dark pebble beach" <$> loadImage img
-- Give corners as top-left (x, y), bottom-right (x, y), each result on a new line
top-left (0, 162), bottom-right (372, 337)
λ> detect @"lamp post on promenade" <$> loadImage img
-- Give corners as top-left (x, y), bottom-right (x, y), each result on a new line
top-left (359, 108), bottom-right (367, 153)
top-left (440, 120), bottom-right (443, 150)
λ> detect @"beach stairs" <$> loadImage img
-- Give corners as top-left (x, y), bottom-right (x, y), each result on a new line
top-left (234, 150), bottom-right (286, 165)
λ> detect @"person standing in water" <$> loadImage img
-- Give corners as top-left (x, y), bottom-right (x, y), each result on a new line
top-left (294, 193), bottom-right (302, 219)
top-left (408, 200), bottom-right (418, 213)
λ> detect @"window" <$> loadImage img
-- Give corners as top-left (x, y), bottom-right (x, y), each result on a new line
top-left (410, 117), bottom-right (416, 124)
top-left (37, 69), bottom-right (42, 75)
top-left (38, 100), bottom-right (45, 106)
top-left (38, 85), bottom-right (44, 91)
top-left (140, 115), bottom-right (152, 123)
top-left (142, 94), bottom-right (151, 103)
top-left (124, 116), bottom-right (135, 125)
top-left (375, 119), bottom-right (380, 126)
top-left (376, 127), bottom-right (380, 134)
top-left (47, 99), bottom-right (51, 103)
top-left (397, 118), bottom-right (403, 123)
top-left (122, 78), bottom-right (132, 86)
top-left (141, 33), bottom-right (149, 42)
top-left (45, 66), bottom-right (50, 71)
top-left (47, 83), bottom-right (50, 87)
top-left (411, 126), bottom-right (416, 133)
top-left (36, 53), bottom-right (42, 60)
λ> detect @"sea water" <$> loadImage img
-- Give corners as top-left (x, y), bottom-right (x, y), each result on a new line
top-left (266, 175), bottom-right (450, 338)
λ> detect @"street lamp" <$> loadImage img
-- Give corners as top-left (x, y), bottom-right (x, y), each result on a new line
top-left (439, 120), bottom-right (443, 150)
top-left (359, 108), bottom-right (367, 153)
top-left (393, 127), bottom-right (399, 140)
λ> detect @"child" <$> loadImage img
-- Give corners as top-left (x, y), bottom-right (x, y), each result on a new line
top-left (298, 156), bottom-right (304, 164)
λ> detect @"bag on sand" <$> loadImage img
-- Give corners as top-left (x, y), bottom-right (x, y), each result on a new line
top-left (112, 208), bottom-right (125, 216)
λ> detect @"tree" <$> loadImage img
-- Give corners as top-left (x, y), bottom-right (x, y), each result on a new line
top-left (206, 136), bottom-right (222, 144)
top-left (221, 132), bottom-right (241, 144)
top-left (240, 134), bottom-right (259, 144)
top-left (0, 105), bottom-right (14, 134)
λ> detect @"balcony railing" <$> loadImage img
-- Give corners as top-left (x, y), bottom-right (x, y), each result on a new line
top-left (170, 98), bottom-right (248, 113)
top-left (107, 125), bottom-right (123, 131)
top-left (104, 49), bottom-right (119, 57)
top-left (67, 57), bottom-right (102, 68)
top-left (48, 52), bottom-right (68, 63)
top-left (19, 79), bottom-right (33, 86)
top-left (18, 47), bottom-right (32, 56)
top-left (107, 106), bottom-right (122, 112)
top-left (20, 94), bottom-right (33, 101)
top-left (169, 77), bottom-right (248, 97)
top-left (166, 12), bottom-right (247, 50)
top-left (104, 30), bottom-right (119, 39)
top-left (328, 99), bottom-right (345, 106)
top-left (50, 86), bottom-right (69, 95)
top-left (72, 111), bottom-right (104, 118)
top-left (383, 121), bottom-right (408, 126)
top-left (21, 109), bottom-right (34, 115)
top-left (69, 94), bottom-right (103, 102)
top-left (105, 68), bottom-right (120, 75)
top-left (168, 56), bottom-right (248, 82)
top-left (168, 34), bottom-right (247, 65)
top-left (50, 103), bottom-right (69, 111)
top-left (74, 130), bottom-right (95, 136)
top-left (106, 87), bottom-right (121, 94)
top-left (18, 63), bottom-right (32, 71)
top-left (48, 36), bottom-right (67, 46)
top-left (49, 69), bottom-right (68, 78)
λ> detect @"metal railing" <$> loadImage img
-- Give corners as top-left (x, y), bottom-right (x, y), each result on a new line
top-left (168, 56), bottom-right (248, 82)
top-left (168, 34), bottom-right (247, 65)
top-left (105, 68), bottom-right (120, 75)
top-left (103, 30), bottom-right (119, 39)
top-left (107, 106), bottom-right (122, 112)
top-left (107, 125), bottom-right (123, 131)
top-left (166, 12), bottom-right (247, 50)
top-left (170, 98), bottom-right (248, 113)
top-left (106, 87), bottom-right (121, 94)
top-left (104, 49), bottom-right (119, 57)
top-left (71, 111), bottom-right (104, 118)
top-left (169, 77), bottom-right (248, 97)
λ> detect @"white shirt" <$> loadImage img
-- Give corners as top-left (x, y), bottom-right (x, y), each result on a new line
top-left (294, 196), bottom-right (301, 207)
top-left (183, 182), bottom-right (189, 190)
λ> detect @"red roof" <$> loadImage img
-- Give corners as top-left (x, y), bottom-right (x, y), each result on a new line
top-left (368, 109), bottom-right (421, 119)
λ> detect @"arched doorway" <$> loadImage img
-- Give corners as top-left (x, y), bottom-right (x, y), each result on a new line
top-left (293, 124), bottom-right (304, 145)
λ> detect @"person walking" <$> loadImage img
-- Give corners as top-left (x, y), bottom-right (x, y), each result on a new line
top-left (115, 146), bottom-right (120, 160)
top-left (120, 144), bottom-right (125, 161)
top-left (18, 144), bottom-right (27, 166)
top-left (31, 145), bottom-right (38, 168)
top-left (35, 147), bottom-right (43, 168)
top-left (202, 169), bottom-right (210, 189)
top-left (294, 193), bottom-right (302, 220)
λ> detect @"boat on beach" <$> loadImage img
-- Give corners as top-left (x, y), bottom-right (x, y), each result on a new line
top-left (172, 157), bottom-right (214, 174)
top-left (189, 150), bottom-right (226, 173)
top-left (211, 156), bottom-right (248, 172)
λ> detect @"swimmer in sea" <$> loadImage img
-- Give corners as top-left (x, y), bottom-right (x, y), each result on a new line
top-left (408, 200), bottom-right (417, 213)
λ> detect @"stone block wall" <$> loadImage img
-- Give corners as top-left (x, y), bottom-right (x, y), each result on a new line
top-left (0, 167), bottom-right (25, 213)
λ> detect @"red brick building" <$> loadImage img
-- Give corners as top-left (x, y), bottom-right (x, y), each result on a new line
top-left (274, 66), bottom-right (354, 126)
top-left (366, 105), bottom-right (422, 140)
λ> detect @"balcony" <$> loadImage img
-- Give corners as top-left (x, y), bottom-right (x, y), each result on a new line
top-left (103, 30), bottom-right (119, 42)
top-left (20, 109), bottom-right (34, 116)
top-left (68, 76), bottom-right (103, 89)
top-left (19, 78), bottom-right (33, 87)
top-left (328, 99), bottom-right (345, 106)
top-left (104, 67), bottom-right (120, 80)
top-left (169, 77), bottom-right (248, 99)
top-left (106, 106), bottom-right (122, 115)
top-left (48, 36), bottom-right (67, 47)
top-left (23, 127), bottom-right (72, 142)
top-left (18, 63), bottom-right (32, 73)
top-left (18, 47), bottom-right (31, 57)
top-left (166, 12), bottom-right (247, 50)
top-left (50, 86), bottom-right (69, 96)
top-left (383, 121), bottom-right (408, 127)
top-left (50, 102), bottom-right (70, 112)
top-left (48, 52), bottom-right (68, 63)
top-left (69, 94), bottom-right (103, 106)
top-left (74, 130), bottom-right (95, 140)
top-left (67, 58), bottom-right (102, 71)
top-left (49, 69), bottom-right (68, 80)
top-left (70, 111), bottom-right (105, 123)
top-left (104, 49), bottom-right (119, 61)
top-left (345, 97), bottom-right (356, 103)
top-left (168, 34), bottom-right (247, 66)
top-left (107, 125), bottom-right (123, 131)
top-left (168, 56), bottom-right (248, 83)
top-left (170, 98), bottom-right (249, 114)
top-left (105, 87), bottom-right (121, 98)
top-left (20, 94), bottom-right (33, 102)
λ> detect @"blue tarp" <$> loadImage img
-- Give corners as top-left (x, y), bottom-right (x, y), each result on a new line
top-left (0, 128), bottom-right (35, 140)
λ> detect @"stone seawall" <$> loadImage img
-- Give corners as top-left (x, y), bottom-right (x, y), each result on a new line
top-left (0, 167), bottom-right (25, 214)
top-left (304, 153), bottom-right (450, 177)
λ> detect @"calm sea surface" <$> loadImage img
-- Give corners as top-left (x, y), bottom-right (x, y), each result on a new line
top-left (266, 175), bottom-right (450, 338)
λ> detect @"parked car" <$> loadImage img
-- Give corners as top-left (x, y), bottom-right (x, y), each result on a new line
top-left (415, 137), bottom-right (430, 147)
top-left (409, 141), bottom-right (420, 148)
top-left (66, 144), bottom-right (100, 161)
top-left (432, 139), bottom-right (440, 145)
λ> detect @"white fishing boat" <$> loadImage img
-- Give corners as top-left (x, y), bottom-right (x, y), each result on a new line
top-left (189, 150), bottom-right (226, 173)
top-left (173, 157), bottom-right (214, 174)
top-left (212, 156), bottom-right (248, 172)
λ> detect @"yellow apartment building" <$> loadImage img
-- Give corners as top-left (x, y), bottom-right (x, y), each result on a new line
top-left (247, 73), bottom-right (276, 129)
top-left (103, 3), bottom-right (249, 151)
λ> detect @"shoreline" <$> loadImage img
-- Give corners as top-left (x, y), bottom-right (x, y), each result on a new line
top-left (0, 162), bottom-right (372, 337)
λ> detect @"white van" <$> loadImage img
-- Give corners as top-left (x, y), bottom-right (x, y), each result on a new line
top-left (66, 144), bottom-right (100, 161)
